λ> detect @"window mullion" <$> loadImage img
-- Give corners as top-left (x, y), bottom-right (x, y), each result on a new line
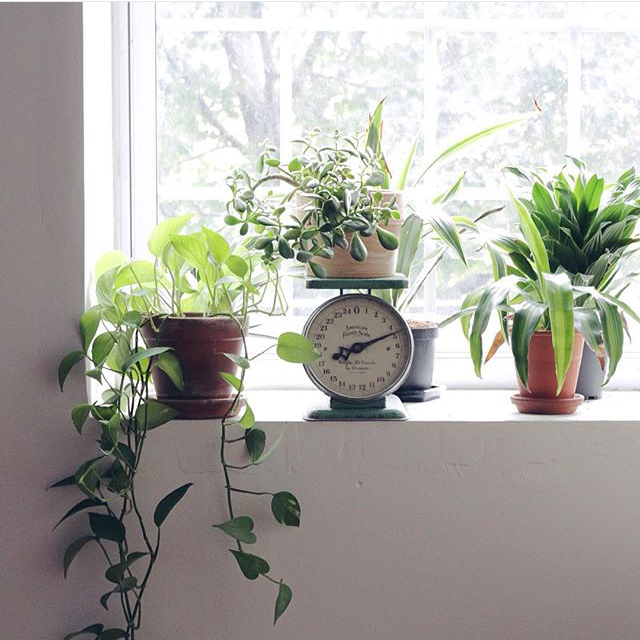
top-left (567, 2), bottom-right (582, 156)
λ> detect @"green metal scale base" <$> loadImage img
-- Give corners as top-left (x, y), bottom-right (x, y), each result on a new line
top-left (304, 394), bottom-right (408, 421)
top-left (303, 275), bottom-right (410, 422)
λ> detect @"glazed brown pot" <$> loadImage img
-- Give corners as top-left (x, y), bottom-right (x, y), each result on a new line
top-left (512, 330), bottom-right (585, 415)
top-left (298, 191), bottom-right (404, 278)
top-left (140, 315), bottom-right (244, 420)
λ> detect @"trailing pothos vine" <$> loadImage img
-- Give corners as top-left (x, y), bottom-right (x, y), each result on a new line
top-left (55, 310), bottom-right (191, 640)
top-left (213, 325), bottom-right (311, 624)
top-left (53, 219), bottom-right (318, 639)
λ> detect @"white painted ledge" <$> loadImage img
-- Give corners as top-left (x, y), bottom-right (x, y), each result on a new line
top-left (246, 389), bottom-right (640, 426)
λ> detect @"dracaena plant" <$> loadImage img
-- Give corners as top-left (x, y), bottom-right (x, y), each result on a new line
top-left (54, 216), bottom-right (319, 639)
top-left (448, 160), bottom-right (640, 391)
top-left (225, 129), bottom-right (401, 277)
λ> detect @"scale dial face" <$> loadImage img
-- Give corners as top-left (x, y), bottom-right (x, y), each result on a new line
top-left (303, 293), bottom-right (414, 402)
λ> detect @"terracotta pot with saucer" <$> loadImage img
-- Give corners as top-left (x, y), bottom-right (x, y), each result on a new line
top-left (511, 331), bottom-right (585, 415)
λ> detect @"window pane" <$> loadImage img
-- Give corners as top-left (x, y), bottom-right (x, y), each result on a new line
top-left (430, 1), bottom-right (567, 20)
top-left (435, 31), bottom-right (568, 191)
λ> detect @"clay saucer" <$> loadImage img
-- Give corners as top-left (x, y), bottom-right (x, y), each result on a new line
top-left (510, 393), bottom-right (584, 415)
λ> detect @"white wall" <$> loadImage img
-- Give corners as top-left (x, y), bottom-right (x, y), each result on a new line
top-left (3, 4), bottom-right (640, 640)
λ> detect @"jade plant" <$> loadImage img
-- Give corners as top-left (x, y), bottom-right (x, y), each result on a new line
top-left (448, 160), bottom-right (640, 391)
top-left (54, 217), bottom-right (318, 639)
top-left (225, 128), bottom-right (401, 276)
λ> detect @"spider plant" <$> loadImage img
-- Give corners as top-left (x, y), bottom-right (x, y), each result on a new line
top-left (449, 160), bottom-right (640, 392)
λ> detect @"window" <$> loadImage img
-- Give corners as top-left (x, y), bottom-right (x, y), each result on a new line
top-left (89, 1), bottom-right (640, 389)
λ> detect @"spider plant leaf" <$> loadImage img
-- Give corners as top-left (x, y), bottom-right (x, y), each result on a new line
top-left (396, 135), bottom-right (419, 190)
top-left (391, 214), bottom-right (423, 307)
top-left (511, 300), bottom-right (547, 389)
top-left (542, 272), bottom-right (574, 394)
top-left (365, 98), bottom-right (385, 154)
top-left (428, 210), bottom-right (467, 266)
top-left (432, 172), bottom-right (466, 205)
top-left (414, 112), bottom-right (535, 186)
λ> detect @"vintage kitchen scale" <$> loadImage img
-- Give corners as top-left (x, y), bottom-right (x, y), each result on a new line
top-left (302, 276), bottom-right (414, 421)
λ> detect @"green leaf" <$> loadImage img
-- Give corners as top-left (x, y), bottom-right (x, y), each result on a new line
top-left (274, 582), bottom-right (293, 625)
top-left (219, 371), bottom-right (243, 392)
top-left (594, 297), bottom-right (624, 384)
top-left (91, 333), bottom-right (116, 365)
top-left (89, 513), bottom-right (126, 543)
top-left (213, 516), bottom-right (257, 544)
top-left (227, 255), bottom-right (249, 278)
top-left (253, 431), bottom-right (284, 466)
top-left (432, 171), bottom-right (466, 205)
top-left (95, 250), bottom-right (127, 279)
top-left (153, 483), bottom-right (194, 527)
top-left (365, 98), bottom-right (385, 154)
top-left (104, 552), bottom-right (148, 584)
top-left (224, 353), bottom-right (250, 369)
top-left (235, 404), bottom-right (255, 430)
top-left (229, 550), bottom-right (270, 580)
top-left (276, 332), bottom-right (320, 363)
top-left (148, 214), bottom-right (193, 257)
top-left (54, 498), bottom-right (103, 530)
top-left (122, 346), bottom-right (171, 372)
top-left (97, 630), bottom-right (127, 640)
top-left (509, 190), bottom-right (550, 280)
top-left (542, 272), bottom-right (575, 394)
top-left (574, 307), bottom-right (603, 357)
top-left (396, 135), bottom-right (418, 190)
top-left (245, 428), bottom-right (266, 462)
top-left (79, 309), bottom-right (100, 352)
top-left (71, 403), bottom-right (92, 434)
top-left (63, 536), bottom-right (95, 578)
top-left (48, 474), bottom-right (76, 489)
top-left (113, 261), bottom-right (156, 289)
top-left (202, 226), bottom-right (231, 265)
top-left (308, 260), bottom-right (327, 278)
top-left (415, 113), bottom-right (533, 185)
top-left (428, 210), bottom-right (467, 266)
top-left (511, 300), bottom-right (547, 389)
top-left (170, 233), bottom-right (208, 270)
top-left (135, 400), bottom-right (180, 430)
top-left (156, 351), bottom-right (184, 391)
top-left (63, 624), bottom-right (104, 640)
top-left (74, 457), bottom-right (103, 499)
top-left (376, 226), bottom-right (399, 251)
top-left (349, 232), bottom-right (368, 262)
top-left (469, 276), bottom-right (518, 376)
top-left (271, 491), bottom-right (300, 527)
top-left (58, 350), bottom-right (85, 391)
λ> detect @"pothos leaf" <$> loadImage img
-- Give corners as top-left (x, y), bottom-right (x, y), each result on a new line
top-left (274, 582), bottom-right (293, 625)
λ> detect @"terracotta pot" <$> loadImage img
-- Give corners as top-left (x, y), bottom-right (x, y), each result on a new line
top-left (140, 315), bottom-right (244, 420)
top-left (511, 331), bottom-right (585, 415)
top-left (298, 191), bottom-right (404, 278)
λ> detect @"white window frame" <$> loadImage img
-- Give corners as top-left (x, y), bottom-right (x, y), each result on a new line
top-left (101, 2), bottom-right (640, 391)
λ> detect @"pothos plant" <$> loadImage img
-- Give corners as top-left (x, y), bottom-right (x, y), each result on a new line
top-left (447, 159), bottom-right (640, 390)
top-left (54, 216), bottom-right (318, 639)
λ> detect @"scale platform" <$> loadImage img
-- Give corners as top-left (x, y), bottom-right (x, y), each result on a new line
top-left (304, 394), bottom-right (408, 421)
top-left (305, 275), bottom-right (409, 290)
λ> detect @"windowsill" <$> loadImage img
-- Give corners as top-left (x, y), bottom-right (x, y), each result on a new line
top-left (243, 389), bottom-right (640, 426)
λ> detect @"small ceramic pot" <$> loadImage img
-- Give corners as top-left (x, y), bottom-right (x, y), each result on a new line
top-left (140, 315), bottom-right (244, 420)
top-left (511, 331), bottom-right (585, 415)
top-left (396, 325), bottom-right (439, 402)
top-left (298, 191), bottom-right (404, 278)
top-left (576, 343), bottom-right (605, 400)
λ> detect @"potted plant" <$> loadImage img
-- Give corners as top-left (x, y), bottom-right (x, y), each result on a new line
top-left (448, 159), bottom-right (640, 414)
top-left (55, 216), bottom-right (319, 638)
top-left (94, 214), bottom-right (295, 419)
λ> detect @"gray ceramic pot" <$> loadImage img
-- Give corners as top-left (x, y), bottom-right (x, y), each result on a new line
top-left (396, 325), bottom-right (439, 402)
top-left (575, 343), bottom-right (605, 400)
